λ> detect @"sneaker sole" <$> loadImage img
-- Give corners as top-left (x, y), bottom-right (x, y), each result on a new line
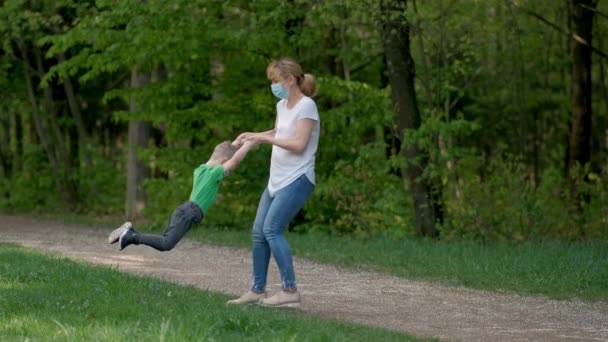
top-left (108, 225), bottom-right (129, 244)
top-left (226, 297), bottom-right (266, 305)
top-left (260, 301), bottom-right (301, 309)
top-left (226, 299), bottom-right (261, 305)
top-left (118, 228), bottom-right (133, 250)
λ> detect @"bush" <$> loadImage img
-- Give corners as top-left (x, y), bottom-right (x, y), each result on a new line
top-left (304, 142), bottom-right (415, 238)
top-left (442, 156), bottom-right (608, 242)
top-left (1, 144), bottom-right (58, 212)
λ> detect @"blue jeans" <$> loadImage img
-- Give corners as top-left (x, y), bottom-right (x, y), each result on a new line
top-left (132, 201), bottom-right (203, 251)
top-left (251, 174), bottom-right (314, 292)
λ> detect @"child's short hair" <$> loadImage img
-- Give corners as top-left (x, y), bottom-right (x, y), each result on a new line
top-left (212, 141), bottom-right (238, 161)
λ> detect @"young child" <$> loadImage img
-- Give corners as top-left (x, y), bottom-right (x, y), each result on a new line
top-left (108, 140), bottom-right (253, 251)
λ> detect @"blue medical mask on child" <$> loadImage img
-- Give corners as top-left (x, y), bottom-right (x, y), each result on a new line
top-left (271, 83), bottom-right (289, 99)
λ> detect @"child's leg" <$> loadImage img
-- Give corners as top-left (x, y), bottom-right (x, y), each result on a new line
top-left (132, 201), bottom-right (203, 251)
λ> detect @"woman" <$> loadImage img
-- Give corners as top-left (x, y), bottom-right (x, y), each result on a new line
top-left (228, 58), bottom-right (319, 308)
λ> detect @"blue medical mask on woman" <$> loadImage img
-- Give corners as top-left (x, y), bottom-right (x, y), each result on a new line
top-left (271, 83), bottom-right (289, 99)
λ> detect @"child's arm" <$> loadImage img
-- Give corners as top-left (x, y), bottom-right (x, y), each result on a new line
top-left (223, 141), bottom-right (254, 175)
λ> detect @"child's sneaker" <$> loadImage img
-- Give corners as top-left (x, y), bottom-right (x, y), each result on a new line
top-left (226, 291), bottom-right (267, 305)
top-left (118, 227), bottom-right (136, 250)
top-left (259, 290), bottom-right (301, 308)
top-left (108, 222), bottom-right (132, 244)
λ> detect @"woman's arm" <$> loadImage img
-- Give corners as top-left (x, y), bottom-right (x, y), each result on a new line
top-left (258, 129), bottom-right (276, 139)
top-left (249, 118), bottom-right (315, 154)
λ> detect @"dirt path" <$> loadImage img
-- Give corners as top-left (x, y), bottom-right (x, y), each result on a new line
top-left (1, 215), bottom-right (607, 341)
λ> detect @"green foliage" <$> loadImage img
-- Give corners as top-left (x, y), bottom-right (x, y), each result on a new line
top-left (1, 0), bottom-right (607, 242)
top-left (299, 76), bottom-right (416, 237)
top-left (307, 142), bottom-right (414, 238)
top-left (443, 157), bottom-right (608, 242)
top-left (0, 144), bottom-right (58, 212)
top-left (0, 143), bottom-right (124, 214)
top-left (574, 168), bottom-right (608, 240)
top-left (79, 148), bottom-right (125, 215)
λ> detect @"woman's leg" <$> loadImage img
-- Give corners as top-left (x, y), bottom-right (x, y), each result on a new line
top-left (133, 201), bottom-right (203, 251)
top-left (251, 189), bottom-right (273, 292)
top-left (262, 175), bottom-right (314, 290)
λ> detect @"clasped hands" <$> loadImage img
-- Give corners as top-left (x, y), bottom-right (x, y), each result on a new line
top-left (232, 132), bottom-right (268, 148)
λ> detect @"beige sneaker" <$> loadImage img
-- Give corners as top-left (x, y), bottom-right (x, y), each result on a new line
top-left (259, 290), bottom-right (301, 308)
top-left (108, 222), bottom-right (132, 244)
top-left (226, 291), bottom-right (266, 305)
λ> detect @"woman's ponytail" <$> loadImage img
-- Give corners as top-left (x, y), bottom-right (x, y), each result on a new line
top-left (300, 73), bottom-right (317, 97)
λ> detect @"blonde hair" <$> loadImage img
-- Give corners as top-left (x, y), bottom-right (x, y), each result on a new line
top-left (266, 58), bottom-right (317, 97)
top-left (212, 141), bottom-right (238, 160)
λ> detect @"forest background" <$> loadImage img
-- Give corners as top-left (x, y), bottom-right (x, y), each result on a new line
top-left (1, 0), bottom-right (606, 243)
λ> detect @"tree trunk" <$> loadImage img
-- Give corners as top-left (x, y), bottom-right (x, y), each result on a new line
top-left (339, 4), bottom-right (351, 81)
top-left (59, 53), bottom-right (94, 173)
top-left (566, 0), bottom-right (595, 171)
top-left (58, 53), bottom-right (99, 199)
top-left (410, 0), bottom-right (432, 107)
top-left (126, 67), bottom-right (151, 220)
top-left (563, 1), bottom-right (573, 177)
top-left (598, 30), bottom-right (608, 172)
top-left (10, 110), bottom-right (22, 174)
top-left (380, 0), bottom-right (438, 237)
top-left (0, 107), bottom-right (9, 178)
top-left (566, 0), bottom-right (595, 180)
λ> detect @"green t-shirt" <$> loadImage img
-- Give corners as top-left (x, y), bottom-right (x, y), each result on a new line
top-left (189, 164), bottom-right (225, 215)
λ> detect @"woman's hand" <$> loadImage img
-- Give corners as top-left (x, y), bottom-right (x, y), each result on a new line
top-left (233, 132), bottom-right (255, 147)
top-left (244, 134), bottom-right (270, 146)
top-left (233, 128), bottom-right (276, 147)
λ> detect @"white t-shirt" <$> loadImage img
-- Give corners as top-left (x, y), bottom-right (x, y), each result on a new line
top-left (268, 96), bottom-right (320, 196)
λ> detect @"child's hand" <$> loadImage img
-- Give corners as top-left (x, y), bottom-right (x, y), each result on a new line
top-left (232, 139), bottom-right (243, 148)
top-left (242, 140), bottom-right (255, 148)
top-left (235, 132), bottom-right (254, 143)
top-left (223, 139), bottom-right (255, 173)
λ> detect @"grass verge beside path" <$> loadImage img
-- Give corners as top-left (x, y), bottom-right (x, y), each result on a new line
top-left (189, 228), bottom-right (608, 302)
top-left (0, 243), bottom-right (428, 341)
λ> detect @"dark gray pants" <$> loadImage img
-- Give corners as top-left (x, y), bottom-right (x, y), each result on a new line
top-left (133, 201), bottom-right (203, 251)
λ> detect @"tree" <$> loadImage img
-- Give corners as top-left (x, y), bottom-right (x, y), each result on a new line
top-left (126, 67), bottom-right (151, 220)
top-left (380, 0), bottom-right (438, 237)
top-left (566, 0), bottom-right (597, 184)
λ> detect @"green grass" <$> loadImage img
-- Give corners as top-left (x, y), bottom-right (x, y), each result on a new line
top-left (0, 243), bottom-right (429, 341)
top-left (187, 227), bottom-right (608, 302)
